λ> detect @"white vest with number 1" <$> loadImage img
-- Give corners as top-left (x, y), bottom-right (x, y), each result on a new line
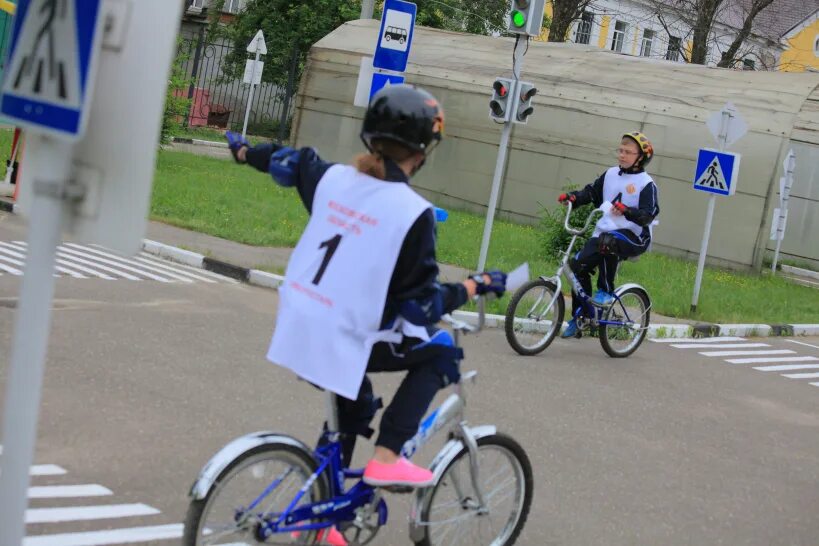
top-left (267, 164), bottom-right (432, 400)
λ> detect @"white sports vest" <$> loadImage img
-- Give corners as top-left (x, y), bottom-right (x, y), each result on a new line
top-left (593, 167), bottom-right (654, 238)
top-left (267, 164), bottom-right (432, 400)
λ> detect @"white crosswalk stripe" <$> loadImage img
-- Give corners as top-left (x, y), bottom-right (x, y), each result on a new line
top-left (660, 336), bottom-right (819, 390)
top-left (23, 524), bottom-right (183, 546)
top-left (0, 241), bottom-right (234, 283)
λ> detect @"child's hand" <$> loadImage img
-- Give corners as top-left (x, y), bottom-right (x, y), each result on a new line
top-left (225, 131), bottom-right (249, 163)
top-left (558, 193), bottom-right (576, 205)
top-left (611, 202), bottom-right (628, 216)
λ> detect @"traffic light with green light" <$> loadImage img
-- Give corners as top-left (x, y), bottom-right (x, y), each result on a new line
top-left (507, 0), bottom-right (547, 36)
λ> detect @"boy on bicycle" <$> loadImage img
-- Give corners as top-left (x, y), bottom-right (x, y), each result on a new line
top-left (226, 85), bottom-right (506, 495)
top-left (557, 132), bottom-right (659, 338)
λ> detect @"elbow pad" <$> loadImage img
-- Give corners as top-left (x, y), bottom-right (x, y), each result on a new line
top-left (268, 147), bottom-right (300, 187)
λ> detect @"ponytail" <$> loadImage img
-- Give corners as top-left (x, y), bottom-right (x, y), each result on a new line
top-left (354, 152), bottom-right (387, 180)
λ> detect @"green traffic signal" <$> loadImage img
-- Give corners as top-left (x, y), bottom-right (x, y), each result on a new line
top-left (511, 10), bottom-right (526, 28)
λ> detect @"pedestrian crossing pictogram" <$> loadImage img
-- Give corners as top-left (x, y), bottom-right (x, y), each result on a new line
top-left (693, 148), bottom-right (740, 196)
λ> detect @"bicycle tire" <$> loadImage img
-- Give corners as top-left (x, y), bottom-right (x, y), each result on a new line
top-left (415, 433), bottom-right (533, 546)
top-left (599, 286), bottom-right (650, 358)
top-left (183, 443), bottom-right (329, 546)
top-left (505, 279), bottom-right (564, 356)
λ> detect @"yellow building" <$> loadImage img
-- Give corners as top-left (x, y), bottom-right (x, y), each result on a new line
top-left (779, 10), bottom-right (819, 72)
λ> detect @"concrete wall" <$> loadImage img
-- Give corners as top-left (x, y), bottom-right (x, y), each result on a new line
top-left (291, 20), bottom-right (819, 271)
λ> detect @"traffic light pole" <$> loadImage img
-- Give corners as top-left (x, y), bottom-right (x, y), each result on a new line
top-left (477, 37), bottom-right (527, 272)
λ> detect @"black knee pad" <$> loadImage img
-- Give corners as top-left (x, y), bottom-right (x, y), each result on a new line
top-left (597, 232), bottom-right (621, 256)
top-left (569, 256), bottom-right (594, 276)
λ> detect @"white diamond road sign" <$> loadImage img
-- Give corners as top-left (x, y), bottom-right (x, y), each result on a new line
top-left (693, 148), bottom-right (740, 196)
top-left (0, 0), bottom-right (105, 140)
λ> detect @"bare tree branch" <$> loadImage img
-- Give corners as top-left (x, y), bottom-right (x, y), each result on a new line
top-left (717, 0), bottom-right (776, 67)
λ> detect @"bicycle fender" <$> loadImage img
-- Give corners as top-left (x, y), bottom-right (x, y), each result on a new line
top-left (408, 425), bottom-right (497, 542)
top-left (189, 431), bottom-right (315, 500)
top-left (614, 283), bottom-right (650, 301)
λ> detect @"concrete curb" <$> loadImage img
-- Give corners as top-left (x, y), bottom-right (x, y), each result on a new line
top-left (450, 311), bottom-right (817, 340)
top-left (141, 239), bottom-right (285, 290)
top-left (781, 265), bottom-right (819, 281)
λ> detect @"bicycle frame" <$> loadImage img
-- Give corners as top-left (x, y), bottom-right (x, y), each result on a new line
top-left (227, 315), bottom-right (493, 540)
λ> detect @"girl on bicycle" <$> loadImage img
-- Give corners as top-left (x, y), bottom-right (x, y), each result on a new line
top-left (225, 85), bottom-right (506, 492)
top-left (557, 132), bottom-right (659, 338)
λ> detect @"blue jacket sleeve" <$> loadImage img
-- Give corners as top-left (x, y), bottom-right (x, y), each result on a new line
top-left (624, 181), bottom-right (659, 226)
top-left (571, 173), bottom-right (605, 208)
top-left (244, 143), bottom-right (333, 212)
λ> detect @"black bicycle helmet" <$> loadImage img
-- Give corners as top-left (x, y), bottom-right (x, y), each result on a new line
top-left (361, 84), bottom-right (444, 154)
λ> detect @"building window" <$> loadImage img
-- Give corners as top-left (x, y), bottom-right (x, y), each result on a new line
top-left (666, 36), bottom-right (681, 61)
top-left (611, 21), bottom-right (627, 52)
top-left (223, 0), bottom-right (243, 13)
top-left (814, 35), bottom-right (819, 57)
top-left (575, 11), bottom-right (594, 45)
top-left (188, 0), bottom-right (204, 8)
top-left (640, 29), bottom-right (655, 57)
top-left (742, 58), bottom-right (755, 70)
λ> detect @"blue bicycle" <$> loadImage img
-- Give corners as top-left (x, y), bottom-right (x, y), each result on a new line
top-left (184, 299), bottom-right (533, 545)
top-left (504, 202), bottom-right (651, 358)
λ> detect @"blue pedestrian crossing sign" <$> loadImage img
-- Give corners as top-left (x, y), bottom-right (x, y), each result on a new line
top-left (0, 0), bottom-right (105, 140)
top-left (370, 72), bottom-right (404, 101)
top-left (373, 0), bottom-right (416, 73)
top-left (693, 148), bottom-right (741, 196)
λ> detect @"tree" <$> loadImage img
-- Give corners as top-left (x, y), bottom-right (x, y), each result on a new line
top-left (647, 0), bottom-right (776, 67)
top-left (207, 0), bottom-right (510, 87)
top-left (548, 0), bottom-right (594, 43)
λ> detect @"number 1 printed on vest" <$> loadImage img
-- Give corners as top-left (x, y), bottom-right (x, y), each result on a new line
top-left (313, 234), bottom-right (342, 285)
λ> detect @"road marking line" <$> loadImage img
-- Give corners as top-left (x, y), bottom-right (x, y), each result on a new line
top-left (138, 252), bottom-right (240, 283)
top-left (725, 356), bottom-right (819, 365)
top-left (4, 241), bottom-right (140, 281)
top-left (23, 523), bottom-right (183, 546)
top-left (781, 372), bottom-right (819, 379)
top-left (651, 336), bottom-right (745, 343)
top-left (671, 343), bottom-right (770, 349)
top-left (25, 503), bottom-right (160, 524)
top-left (753, 364), bottom-right (819, 372)
top-left (698, 350), bottom-right (796, 357)
top-left (785, 340), bottom-right (819, 350)
top-left (28, 485), bottom-right (113, 499)
top-left (132, 255), bottom-right (217, 283)
top-left (30, 464), bottom-right (67, 476)
top-left (65, 243), bottom-right (198, 283)
top-left (0, 242), bottom-right (89, 278)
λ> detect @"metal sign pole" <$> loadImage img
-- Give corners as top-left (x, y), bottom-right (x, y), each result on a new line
top-left (691, 110), bottom-right (731, 313)
top-left (771, 151), bottom-right (795, 274)
top-left (241, 44), bottom-right (261, 139)
top-left (477, 37), bottom-right (526, 272)
top-left (0, 136), bottom-right (74, 546)
top-left (361, 0), bottom-right (375, 18)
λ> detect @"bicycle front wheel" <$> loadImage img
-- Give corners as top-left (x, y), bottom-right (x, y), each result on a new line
top-left (504, 279), bottom-right (564, 356)
top-left (599, 286), bottom-right (651, 358)
top-left (416, 434), bottom-right (533, 546)
top-left (183, 443), bottom-right (329, 546)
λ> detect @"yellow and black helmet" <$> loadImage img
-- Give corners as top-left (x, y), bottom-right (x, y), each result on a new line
top-left (623, 131), bottom-right (654, 169)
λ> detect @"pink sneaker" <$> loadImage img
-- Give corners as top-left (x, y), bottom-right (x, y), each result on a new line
top-left (363, 457), bottom-right (434, 488)
top-left (290, 526), bottom-right (347, 546)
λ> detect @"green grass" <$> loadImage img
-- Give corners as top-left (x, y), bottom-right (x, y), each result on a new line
top-left (149, 148), bottom-right (819, 324)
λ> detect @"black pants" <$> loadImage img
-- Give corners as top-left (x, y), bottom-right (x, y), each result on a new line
top-left (570, 229), bottom-right (648, 316)
top-left (331, 327), bottom-right (458, 466)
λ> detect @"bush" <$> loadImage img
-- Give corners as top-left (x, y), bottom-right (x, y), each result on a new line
top-left (538, 185), bottom-right (595, 262)
top-left (161, 39), bottom-right (193, 145)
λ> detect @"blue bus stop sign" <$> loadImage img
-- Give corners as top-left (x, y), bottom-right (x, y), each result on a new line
top-left (0, 0), bottom-right (105, 140)
top-left (373, 0), bottom-right (416, 73)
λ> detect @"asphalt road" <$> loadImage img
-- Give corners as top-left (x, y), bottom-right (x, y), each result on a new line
top-left (0, 228), bottom-right (817, 545)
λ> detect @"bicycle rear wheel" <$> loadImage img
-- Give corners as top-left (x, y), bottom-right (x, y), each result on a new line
top-left (504, 279), bottom-right (564, 356)
top-left (183, 443), bottom-right (329, 545)
top-left (416, 434), bottom-right (533, 546)
top-left (599, 286), bottom-right (650, 358)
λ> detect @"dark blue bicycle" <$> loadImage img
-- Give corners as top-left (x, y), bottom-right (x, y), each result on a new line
top-left (504, 201), bottom-right (651, 358)
top-left (184, 299), bottom-right (533, 545)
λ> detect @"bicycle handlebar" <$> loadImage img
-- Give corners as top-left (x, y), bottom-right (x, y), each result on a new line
top-left (563, 201), bottom-right (603, 236)
top-left (441, 294), bottom-right (490, 335)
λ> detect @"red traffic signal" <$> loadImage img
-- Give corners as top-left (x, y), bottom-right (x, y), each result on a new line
top-left (493, 80), bottom-right (508, 98)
